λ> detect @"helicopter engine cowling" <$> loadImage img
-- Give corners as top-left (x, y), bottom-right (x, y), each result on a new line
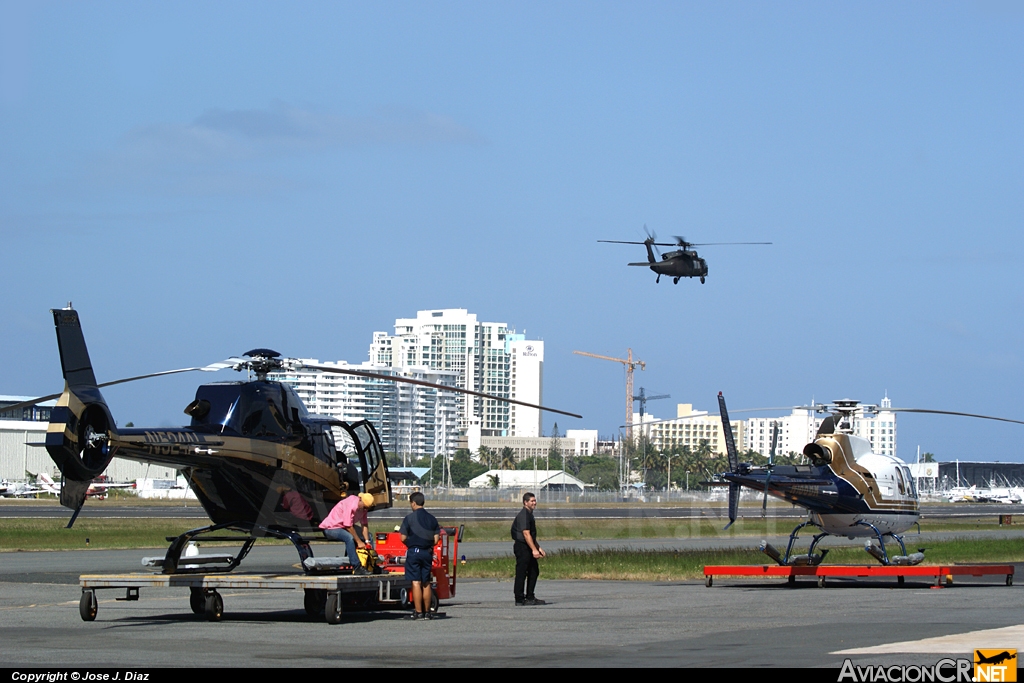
top-left (803, 442), bottom-right (833, 466)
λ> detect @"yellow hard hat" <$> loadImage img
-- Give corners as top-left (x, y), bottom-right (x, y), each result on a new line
top-left (358, 493), bottom-right (375, 508)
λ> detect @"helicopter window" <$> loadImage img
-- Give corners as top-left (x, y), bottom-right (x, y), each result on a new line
top-left (902, 466), bottom-right (918, 498)
top-left (189, 384), bottom-right (244, 434)
top-left (351, 422), bottom-right (384, 478)
top-left (895, 466), bottom-right (907, 495)
top-left (333, 427), bottom-right (359, 462)
top-left (238, 384), bottom-right (290, 438)
top-left (279, 385), bottom-right (310, 432)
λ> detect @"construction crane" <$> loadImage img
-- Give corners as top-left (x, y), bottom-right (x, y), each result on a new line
top-left (573, 348), bottom-right (645, 442)
top-left (634, 387), bottom-right (670, 426)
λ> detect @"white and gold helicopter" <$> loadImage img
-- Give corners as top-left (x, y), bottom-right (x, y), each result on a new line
top-left (715, 393), bottom-right (1024, 567)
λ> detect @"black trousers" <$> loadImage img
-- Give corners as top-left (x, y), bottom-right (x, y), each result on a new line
top-left (513, 541), bottom-right (539, 601)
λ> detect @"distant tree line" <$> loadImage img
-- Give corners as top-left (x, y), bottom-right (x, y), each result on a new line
top-left (396, 437), bottom-right (805, 490)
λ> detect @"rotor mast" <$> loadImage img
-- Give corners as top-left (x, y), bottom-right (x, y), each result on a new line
top-left (573, 349), bottom-right (646, 442)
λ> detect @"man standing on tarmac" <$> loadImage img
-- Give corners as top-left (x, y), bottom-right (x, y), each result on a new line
top-left (400, 492), bottom-right (441, 620)
top-left (512, 492), bottom-right (546, 606)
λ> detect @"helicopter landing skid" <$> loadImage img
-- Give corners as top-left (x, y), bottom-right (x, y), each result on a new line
top-left (759, 520), bottom-right (831, 567)
top-left (148, 522), bottom-right (258, 575)
top-left (758, 520), bottom-right (924, 568)
top-left (150, 522), bottom-right (372, 576)
top-left (855, 521), bottom-right (924, 567)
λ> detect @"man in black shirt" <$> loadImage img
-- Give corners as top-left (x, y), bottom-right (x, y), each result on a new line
top-left (511, 491), bottom-right (546, 606)
top-left (399, 491), bottom-right (441, 620)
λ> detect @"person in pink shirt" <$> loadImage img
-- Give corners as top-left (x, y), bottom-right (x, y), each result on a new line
top-left (320, 492), bottom-right (375, 574)
top-left (276, 486), bottom-right (313, 522)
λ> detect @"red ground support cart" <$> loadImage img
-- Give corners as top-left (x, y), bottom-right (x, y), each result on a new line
top-left (374, 524), bottom-right (464, 610)
top-left (704, 563), bottom-right (1014, 588)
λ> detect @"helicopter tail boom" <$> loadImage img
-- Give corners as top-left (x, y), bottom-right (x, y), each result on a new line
top-left (45, 308), bottom-right (117, 510)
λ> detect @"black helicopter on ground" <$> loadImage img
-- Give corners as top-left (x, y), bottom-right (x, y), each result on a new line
top-left (599, 227), bottom-right (771, 284)
top-left (10, 307), bottom-right (580, 575)
top-left (713, 393), bottom-right (1024, 568)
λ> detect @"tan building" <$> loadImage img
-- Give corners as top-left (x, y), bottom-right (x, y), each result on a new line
top-left (479, 429), bottom-right (597, 463)
top-left (633, 403), bottom-right (745, 455)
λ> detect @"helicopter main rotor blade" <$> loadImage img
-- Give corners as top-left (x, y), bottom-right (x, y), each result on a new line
top-left (301, 363), bottom-right (582, 419)
top-left (687, 242), bottom-right (773, 246)
top-left (719, 404), bottom-right (1024, 426)
top-left (885, 408), bottom-right (1024, 426)
top-left (598, 240), bottom-right (685, 247)
top-left (93, 361), bottom-right (235, 389)
top-left (3, 361), bottom-right (234, 414)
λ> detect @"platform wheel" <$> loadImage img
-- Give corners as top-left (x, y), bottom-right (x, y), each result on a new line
top-left (898, 576), bottom-right (905, 587)
top-left (189, 587), bottom-right (205, 615)
top-left (325, 592), bottom-right (343, 625)
top-left (204, 591), bottom-right (223, 622)
top-left (787, 575), bottom-right (795, 585)
top-left (817, 576), bottom-right (826, 588)
top-left (429, 591), bottom-right (439, 613)
top-left (1007, 574), bottom-right (1014, 586)
top-left (79, 590), bottom-right (97, 622)
top-left (304, 589), bottom-right (327, 617)
top-left (705, 575), bottom-right (713, 587)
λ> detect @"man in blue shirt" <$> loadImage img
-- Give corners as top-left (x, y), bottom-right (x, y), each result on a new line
top-left (399, 492), bottom-right (441, 620)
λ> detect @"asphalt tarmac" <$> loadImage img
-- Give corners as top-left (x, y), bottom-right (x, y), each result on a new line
top-left (2, 544), bottom-right (1023, 668)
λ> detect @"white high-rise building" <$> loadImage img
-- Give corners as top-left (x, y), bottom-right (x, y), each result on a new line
top-left (508, 337), bottom-right (543, 438)
top-left (270, 360), bottom-right (460, 460)
top-left (369, 309), bottom-right (543, 438)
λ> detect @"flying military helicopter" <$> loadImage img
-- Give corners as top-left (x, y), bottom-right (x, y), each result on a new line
top-left (599, 227), bottom-right (771, 284)
top-left (10, 307), bottom-right (581, 575)
top-left (713, 393), bottom-right (1024, 568)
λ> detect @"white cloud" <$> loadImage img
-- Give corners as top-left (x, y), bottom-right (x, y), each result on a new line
top-left (116, 101), bottom-right (484, 165)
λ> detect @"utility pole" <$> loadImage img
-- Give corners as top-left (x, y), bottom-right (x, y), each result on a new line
top-left (573, 349), bottom-right (646, 442)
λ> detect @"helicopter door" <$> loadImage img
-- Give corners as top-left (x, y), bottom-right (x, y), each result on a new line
top-left (348, 420), bottom-right (393, 509)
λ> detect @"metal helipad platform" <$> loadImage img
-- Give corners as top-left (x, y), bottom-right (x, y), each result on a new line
top-left (80, 572), bottom-right (395, 590)
top-left (703, 564), bottom-right (1014, 588)
top-left (78, 572), bottom-right (414, 624)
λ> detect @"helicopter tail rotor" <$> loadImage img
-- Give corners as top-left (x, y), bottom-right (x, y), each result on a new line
top-left (642, 224), bottom-right (661, 262)
top-left (46, 309), bottom-right (117, 514)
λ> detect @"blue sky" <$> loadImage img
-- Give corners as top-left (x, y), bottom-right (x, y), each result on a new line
top-left (3, 2), bottom-right (1023, 461)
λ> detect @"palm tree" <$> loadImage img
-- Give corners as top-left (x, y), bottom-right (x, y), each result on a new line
top-left (478, 445), bottom-right (495, 469)
top-left (500, 446), bottom-right (516, 470)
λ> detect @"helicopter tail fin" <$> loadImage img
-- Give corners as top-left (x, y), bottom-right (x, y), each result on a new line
top-left (45, 308), bottom-right (117, 511)
top-left (643, 238), bottom-right (657, 264)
